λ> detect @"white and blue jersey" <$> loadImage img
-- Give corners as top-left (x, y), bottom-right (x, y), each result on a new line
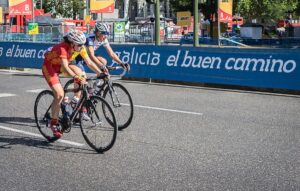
top-left (72, 34), bottom-right (109, 71)
top-left (86, 34), bottom-right (109, 51)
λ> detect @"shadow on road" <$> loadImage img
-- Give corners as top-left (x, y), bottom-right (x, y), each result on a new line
top-left (0, 134), bottom-right (98, 154)
top-left (12, 73), bottom-right (43, 77)
top-left (0, 117), bottom-right (36, 127)
top-left (0, 118), bottom-right (108, 155)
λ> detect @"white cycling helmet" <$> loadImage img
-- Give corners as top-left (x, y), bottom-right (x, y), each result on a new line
top-left (95, 22), bottom-right (110, 34)
top-left (66, 29), bottom-right (86, 45)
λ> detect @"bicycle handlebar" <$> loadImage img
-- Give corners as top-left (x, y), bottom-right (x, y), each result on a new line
top-left (64, 74), bottom-right (105, 93)
top-left (106, 65), bottom-right (128, 77)
top-left (106, 66), bottom-right (123, 70)
top-left (64, 64), bottom-right (129, 94)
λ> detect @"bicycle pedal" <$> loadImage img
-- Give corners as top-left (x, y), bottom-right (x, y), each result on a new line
top-left (63, 126), bottom-right (71, 133)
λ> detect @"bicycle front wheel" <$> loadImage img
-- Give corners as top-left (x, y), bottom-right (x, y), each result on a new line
top-left (80, 96), bottom-right (117, 153)
top-left (34, 90), bottom-right (59, 142)
top-left (103, 82), bottom-right (134, 130)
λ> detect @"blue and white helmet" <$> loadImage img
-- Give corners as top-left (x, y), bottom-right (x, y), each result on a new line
top-left (95, 22), bottom-right (110, 34)
top-left (66, 29), bottom-right (86, 45)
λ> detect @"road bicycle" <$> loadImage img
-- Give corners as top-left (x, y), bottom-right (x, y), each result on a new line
top-left (64, 65), bottom-right (134, 130)
top-left (34, 76), bottom-right (118, 153)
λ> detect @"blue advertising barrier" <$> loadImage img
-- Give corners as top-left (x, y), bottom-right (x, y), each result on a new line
top-left (0, 41), bottom-right (299, 90)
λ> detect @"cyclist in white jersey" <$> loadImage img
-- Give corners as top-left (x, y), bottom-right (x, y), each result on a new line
top-left (73, 22), bottom-right (130, 74)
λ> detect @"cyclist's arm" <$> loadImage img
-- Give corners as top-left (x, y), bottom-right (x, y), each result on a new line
top-left (83, 56), bottom-right (102, 75)
top-left (79, 46), bottom-right (102, 75)
top-left (61, 58), bottom-right (77, 77)
top-left (105, 44), bottom-right (123, 65)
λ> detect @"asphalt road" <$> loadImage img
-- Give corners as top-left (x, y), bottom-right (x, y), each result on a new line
top-left (0, 69), bottom-right (299, 191)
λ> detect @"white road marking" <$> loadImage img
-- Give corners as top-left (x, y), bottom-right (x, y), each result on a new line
top-left (0, 125), bottom-right (85, 147)
top-left (0, 93), bottom-right (16, 98)
top-left (26, 89), bottom-right (46, 93)
top-left (29, 88), bottom-right (204, 116)
top-left (126, 104), bottom-right (203, 116)
top-left (58, 139), bottom-right (85, 147)
top-left (0, 70), bottom-right (20, 75)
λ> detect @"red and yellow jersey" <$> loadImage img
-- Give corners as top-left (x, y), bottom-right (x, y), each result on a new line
top-left (70, 46), bottom-right (89, 62)
top-left (43, 42), bottom-right (89, 74)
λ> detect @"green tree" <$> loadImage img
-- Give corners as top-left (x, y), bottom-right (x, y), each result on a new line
top-left (170, 0), bottom-right (193, 14)
top-left (233, 0), bottom-right (239, 15)
top-left (170, 0), bottom-right (218, 19)
top-left (295, 1), bottom-right (300, 17)
top-left (71, 0), bottom-right (86, 19)
top-left (170, 0), bottom-right (300, 22)
top-left (44, 0), bottom-right (85, 19)
top-left (235, 0), bottom-right (298, 23)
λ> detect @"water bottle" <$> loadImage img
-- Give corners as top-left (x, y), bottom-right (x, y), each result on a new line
top-left (62, 96), bottom-right (69, 109)
top-left (62, 96), bottom-right (72, 118)
top-left (70, 96), bottom-right (80, 109)
top-left (88, 87), bottom-right (94, 95)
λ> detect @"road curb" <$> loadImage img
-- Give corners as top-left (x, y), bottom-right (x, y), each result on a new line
top-left (1, 68), bottom-right (299, 95)
top-left (123, 77), bottom-right (300, 95)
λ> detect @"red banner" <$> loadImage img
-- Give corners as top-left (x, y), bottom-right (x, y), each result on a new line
top-left (219, 10), bottom-right (232, 23)
top-left (9, 0), bottom-right (33, 15)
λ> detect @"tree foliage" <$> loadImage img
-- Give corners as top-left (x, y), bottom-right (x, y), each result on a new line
top-left (295, 1), bottom-right (300, 16)
top-left (235, 0), bottom-right (298, 23)
top-left (169, 0), bottom-right (216, 19)
top-left (170, 0), bottom-right (193, 14)
top-left (170, 0), bottom-right (299, 23)
top-left (43, 0), bottom-right (85, 19)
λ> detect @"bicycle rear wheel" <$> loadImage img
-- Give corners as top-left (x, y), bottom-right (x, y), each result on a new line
top-left (103, 82), bottom-right (134, 130)
top-left (34, 90), bottom-right (60, 142)
top-left (80, 96), bottom-right (117, 153)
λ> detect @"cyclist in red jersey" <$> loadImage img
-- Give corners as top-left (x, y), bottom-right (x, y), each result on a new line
top-left (42, 29), bottom-right (102, 138)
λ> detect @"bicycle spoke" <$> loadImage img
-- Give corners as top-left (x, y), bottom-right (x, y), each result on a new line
top-left (80, 96), bottom-right (117, 153)
top-left (103, 83), bottom-right (134, 130)
top-left (34, 90), bottom-right (60, 142)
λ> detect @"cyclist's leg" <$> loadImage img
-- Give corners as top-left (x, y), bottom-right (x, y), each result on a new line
top-left (42, 65), bottom-right (64, 138)
top-left (49, 84), bottom-right (64, 134)
top-left (68, 63), bottom-right (90, 121)
top-left (96, 56), bottom-right (107, 66)
top-left (50, 84), bottom-right (64, 120)
top-left (71, 60), bottom-right (87, 77)
top-left (68, 63), bottom-right (85, 98)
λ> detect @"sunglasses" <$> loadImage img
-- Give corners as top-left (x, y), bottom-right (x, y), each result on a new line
top-left (100, 31), bottom-right (110, 36)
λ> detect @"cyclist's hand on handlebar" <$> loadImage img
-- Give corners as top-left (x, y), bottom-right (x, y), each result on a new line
top-left (97, 73), bottom-right (108, 79)
top-left (121, 62), bottom-right (130, 71)
top-left (74, 75), bottom-right (86, 85)
top-left (100, 65), bottom-right (110, 75)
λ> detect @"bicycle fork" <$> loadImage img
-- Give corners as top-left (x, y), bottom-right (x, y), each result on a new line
top-left (86, 97), bottom-right (103, 126)
top-left (107, 81), bottom-right (121, 107)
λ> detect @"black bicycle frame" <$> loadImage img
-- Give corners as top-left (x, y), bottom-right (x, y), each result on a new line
top-left (68, 85), bottom-right (88, 122)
